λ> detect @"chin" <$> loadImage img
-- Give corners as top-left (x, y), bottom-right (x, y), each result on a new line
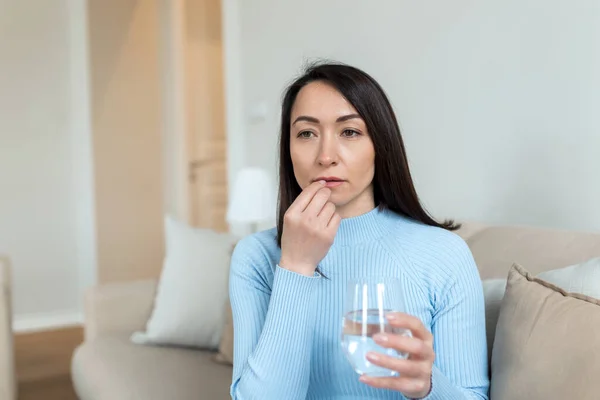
top-left (328, 194), bottom-right (350, 208)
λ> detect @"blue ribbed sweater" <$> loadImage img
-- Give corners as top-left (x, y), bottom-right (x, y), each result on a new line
top-left (228, 207), bottom-right (490, 400)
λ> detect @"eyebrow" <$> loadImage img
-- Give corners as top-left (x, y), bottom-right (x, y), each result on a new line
top-left (292, 113), bottom-right (362, 126)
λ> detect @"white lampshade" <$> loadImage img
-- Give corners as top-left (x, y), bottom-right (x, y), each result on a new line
top-left (226, 167), bottom-right (276, 224)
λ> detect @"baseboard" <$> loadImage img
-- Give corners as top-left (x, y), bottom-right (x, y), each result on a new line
top-left (13, 310), bottom-right (83, 333)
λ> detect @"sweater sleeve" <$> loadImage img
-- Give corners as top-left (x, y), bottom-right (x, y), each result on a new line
top-left (418, 236), bottom-right (490, 400)
top-left (228, 236), bottom-right (320, 400)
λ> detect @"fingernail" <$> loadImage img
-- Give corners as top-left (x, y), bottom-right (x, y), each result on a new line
top-left (386, 314), bottom-right (397, 321)
top-left (359, 375), bottom-right (369, 383)
top-left (366, 352), bottom-right (379, 361)
top-left (373, 333), bottom-right (388, 343)
top-left (318, 180), bottom-right (326, 185)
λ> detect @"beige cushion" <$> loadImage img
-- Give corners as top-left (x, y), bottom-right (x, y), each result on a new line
top-left (72, 334), bottom-right (232, 400)
top-left (84, 279), bottom-right (157, 342)
top-left (214, 243), bottom-right (239, 366)
top-left (214, 303), bottom-right (234, 365)
top-left (465, 225), bottom-right (600, 279)
top-left (490, 263), bottom-right (600, 400)
top-left (482, 258), bottom-right (600, 368)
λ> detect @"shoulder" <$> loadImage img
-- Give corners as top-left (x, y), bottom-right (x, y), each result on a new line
top-left (387, 214), bottom-right (470, 254)
top-left (384, 215), bottom-right (477, 281)
top-left (232, 227), bottom-right (277, 252)
top-left (229, 228), bottom-right (278, 294)
top-left (230, 228), bottom-right (279, 274)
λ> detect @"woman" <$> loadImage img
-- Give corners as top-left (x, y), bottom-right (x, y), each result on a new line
top-left (229, 62), bottom-right (489, 400)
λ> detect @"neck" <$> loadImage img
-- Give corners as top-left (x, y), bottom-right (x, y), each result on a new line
top-left (335, 187), bottom-right (375, 219)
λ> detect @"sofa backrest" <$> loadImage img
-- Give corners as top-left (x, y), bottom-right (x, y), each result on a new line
top-left (457, 223), bottom-right (600, 280)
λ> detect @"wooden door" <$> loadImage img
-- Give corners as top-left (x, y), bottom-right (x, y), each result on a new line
top-left (162, 0), bottom-right (228, 232)
top-left (185, 0), bottom-right (228, 232)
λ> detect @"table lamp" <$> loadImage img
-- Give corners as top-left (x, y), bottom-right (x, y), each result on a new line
top-left (226, 167), bottom-right (276, 233)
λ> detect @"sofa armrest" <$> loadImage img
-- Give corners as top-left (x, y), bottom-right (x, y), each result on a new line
top-left (0, 256), bottom-right (17, 400)
top-left (83, 279), bottom-right (158, 342)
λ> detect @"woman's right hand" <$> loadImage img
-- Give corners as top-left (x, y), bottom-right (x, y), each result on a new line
top-left (279, 180), bottom-right (342, 276)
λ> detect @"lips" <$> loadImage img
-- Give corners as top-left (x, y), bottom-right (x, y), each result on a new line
top-left (315, 176), bottom-right (344, 183)
top-left (314, 177), bottom-right (345, 188)
top-left (323, 181), bottom-right (344, 188)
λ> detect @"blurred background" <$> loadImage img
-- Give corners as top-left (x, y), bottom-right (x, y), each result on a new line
top-left (0, 0), bottom-right (599, 398)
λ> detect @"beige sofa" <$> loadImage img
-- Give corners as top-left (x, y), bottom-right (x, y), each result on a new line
top-left (0, 256), bottom-right (17, 400)
top-left (71, 279), bottom-right (233, 400)
top-left (69, 221), bottom-right (600, 400)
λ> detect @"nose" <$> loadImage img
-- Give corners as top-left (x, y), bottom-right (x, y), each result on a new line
top-left (317, 136), bottom-right (339, 167)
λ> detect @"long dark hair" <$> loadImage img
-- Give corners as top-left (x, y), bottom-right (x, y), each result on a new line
top-left (277, 61), bottom-right (460, 247)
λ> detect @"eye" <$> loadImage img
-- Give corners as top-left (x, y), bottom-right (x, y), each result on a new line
top-left (341, 129), bottom-right (360, 138)
top-left (297, 131), bottom-right (315, 139)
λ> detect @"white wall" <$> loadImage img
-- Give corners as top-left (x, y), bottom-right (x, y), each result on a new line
top-left (222, 0), bottom-right (246, 196)
top-left (0, 0), bottom-right (95, 330)
top-left (87, 0), bottom-right (165, 284)
top-left (225, 0), bottom-right (600, 232)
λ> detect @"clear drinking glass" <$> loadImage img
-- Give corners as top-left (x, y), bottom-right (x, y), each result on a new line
top-left (341, 277), bottom-right (411, 377)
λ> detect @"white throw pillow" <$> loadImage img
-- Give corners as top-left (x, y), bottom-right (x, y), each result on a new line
top-left (482, 258), bottom-right (600, 365)
top-left (482, 278), bottom-right (507, 362)
top-left (131, 215), bottom-right (237, 349)
top-left (537, 258), bottom-right (600, 298)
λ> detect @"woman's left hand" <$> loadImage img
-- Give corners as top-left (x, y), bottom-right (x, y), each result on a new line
top-left (359, 313), bottom-right (435, 399)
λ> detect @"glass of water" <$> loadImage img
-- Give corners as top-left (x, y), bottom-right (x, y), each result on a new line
top-left (341, 277), bottom-right (411, 377)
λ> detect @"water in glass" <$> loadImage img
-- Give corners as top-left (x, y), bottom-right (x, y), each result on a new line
top-left (341, 278), bottom-right (411, 377)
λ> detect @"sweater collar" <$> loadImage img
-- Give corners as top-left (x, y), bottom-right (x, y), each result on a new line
top-left (333, 205), bottom-right (398, 247)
